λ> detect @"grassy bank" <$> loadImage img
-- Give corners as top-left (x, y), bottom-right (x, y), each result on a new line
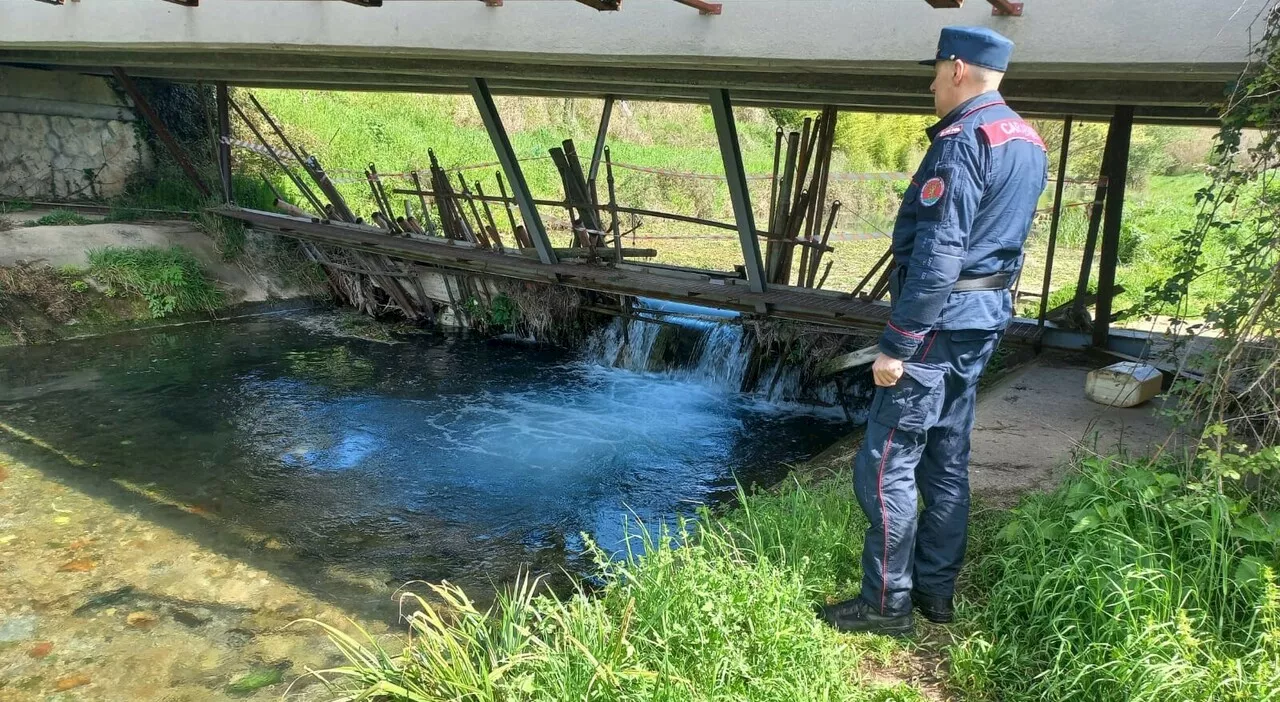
top-left (308, 445), bottom-right (1280, 701)
top-left (0, 246), bottom-right (229, 344)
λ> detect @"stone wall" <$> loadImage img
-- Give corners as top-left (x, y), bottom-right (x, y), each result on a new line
top-left (0, 66), bottom-right (152, 200)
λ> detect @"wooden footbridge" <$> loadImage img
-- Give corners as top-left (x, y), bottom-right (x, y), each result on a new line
top-left (2, 0), bottom-right (1265, 352)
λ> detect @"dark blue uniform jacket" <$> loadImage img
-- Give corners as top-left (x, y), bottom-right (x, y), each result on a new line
top-left (879, 91), bottom-right (1049, 360)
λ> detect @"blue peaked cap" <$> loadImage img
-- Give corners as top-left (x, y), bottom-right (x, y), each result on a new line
top-left (920, 26), bottom-right (1014, 72)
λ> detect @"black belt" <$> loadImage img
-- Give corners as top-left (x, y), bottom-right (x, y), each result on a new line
top-left (951, 272), bottom-right (1015, 292)
top-left (890, 268), bottom-right (1016, 298)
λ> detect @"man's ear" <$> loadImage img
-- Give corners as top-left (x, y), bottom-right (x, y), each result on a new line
top-left (952, 59), bottom-right (967, 86)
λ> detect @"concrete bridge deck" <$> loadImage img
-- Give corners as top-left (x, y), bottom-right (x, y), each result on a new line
top-left (1, 0), bottom-right (1271, 124)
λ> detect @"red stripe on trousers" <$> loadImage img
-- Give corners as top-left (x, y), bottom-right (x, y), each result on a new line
top-left (878, 331), bottom-right (938, 615)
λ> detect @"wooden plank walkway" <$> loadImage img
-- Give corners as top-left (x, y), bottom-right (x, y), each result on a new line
top-left (216, 207), bottom-right (1044, 343)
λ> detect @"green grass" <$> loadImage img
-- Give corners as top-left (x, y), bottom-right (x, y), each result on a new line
top-left (948, 451), bottom-right (1280, 701)
top-left (307, 446), bottom-right (1280, 702)
top-left (307, 478), bottom-right (926, 702)
top-left (87, 246), bottom-right (224, 318)
top-left (0, 199), bottom-right (33, 215)
top-left (25, 209), bottom-right (93, 227)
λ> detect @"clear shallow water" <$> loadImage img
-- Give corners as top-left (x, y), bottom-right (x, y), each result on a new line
top-left (0, 314), bottom-right (847, 589)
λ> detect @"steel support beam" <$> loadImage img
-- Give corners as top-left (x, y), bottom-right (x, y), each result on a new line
top-left (586, 95), bottom-right (614, 205)
top-left (1072, 115), bottom-right (1116, 322)
top-left (709, 88), bottom-right (767, 293)
top-left (468, 77), bottom-right (557, 265)
top-left (215, 82), bottom-right (232, 203)
top-left (1038, 116), bottom-right (1072, 334)
top-left (1093, 105), bottom-right (1134, 348)
top-left (111, 67), bottom-right (211, 198)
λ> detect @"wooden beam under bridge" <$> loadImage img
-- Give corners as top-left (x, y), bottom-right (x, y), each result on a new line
top-left (213, 205), bottom-right (1048, 345)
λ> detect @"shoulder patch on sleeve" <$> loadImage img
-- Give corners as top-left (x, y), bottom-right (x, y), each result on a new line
top-left (979, 119), bottom-right (1047, 151)
top-left (937, 123), bottom-right (965, 138)
top-left (920, 177), bottom-right (946, 206)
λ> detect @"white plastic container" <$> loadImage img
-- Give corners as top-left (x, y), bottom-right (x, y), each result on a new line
top-left (1085, 361), bottom-right (1163, 408)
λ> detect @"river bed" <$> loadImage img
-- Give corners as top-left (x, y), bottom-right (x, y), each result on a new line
top-left (0, 312), bottom-right (846, 700)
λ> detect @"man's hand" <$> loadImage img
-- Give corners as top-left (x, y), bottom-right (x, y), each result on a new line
top-left (872, 353), bottom-right (905, 387)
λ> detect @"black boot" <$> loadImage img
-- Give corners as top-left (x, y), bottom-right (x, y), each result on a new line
top-left (818, 598), bottom-right (913, 636)
top-left (910, 590), bottom-right (954, 624)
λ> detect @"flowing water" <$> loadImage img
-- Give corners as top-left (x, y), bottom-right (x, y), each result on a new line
top-left (0, 310), bottom-right (850, 699)
top-left (0, 311), bottom-right (846, 590)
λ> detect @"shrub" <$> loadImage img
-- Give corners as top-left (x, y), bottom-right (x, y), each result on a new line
top-left (87, 246), bottom-right (223, 318)
top-left (27, 209), bottom-right (92, 227)
top-left (949, 452), bottom-right (1280, 701)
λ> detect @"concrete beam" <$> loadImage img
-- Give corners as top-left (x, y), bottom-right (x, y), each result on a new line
top-left (1, 0), bottom-right (1260, 76)
top-left (0, 50), bottom-right (1233, 107)
top-left (21, 65), bottom-right (1220, 124)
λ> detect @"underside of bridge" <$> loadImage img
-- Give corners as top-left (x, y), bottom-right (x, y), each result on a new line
top-left (0, 0), bottom-right (1266, 124)
top-left (0, 0), bottom-right (1264, 354)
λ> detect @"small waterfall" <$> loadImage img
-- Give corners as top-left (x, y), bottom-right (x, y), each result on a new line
top-left (584, 298), bottom-right (803, 400)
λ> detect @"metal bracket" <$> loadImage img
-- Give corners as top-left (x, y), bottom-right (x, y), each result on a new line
top-left (989, 0), bottom-right (1023, 15)
top-left (575, 0), bottom-right (621, 9)
top-left (161, 0), bottom-right (198, 5)
top-left (32, 0), bottom-right (65, 5)
top-left (924, 0), bottom-right (963, 7)
top-left (340, 0), bottom-right (382, 6)
top-left (481, 0), bottom-right (503, 6)
top-left (673, 0), bottom-right (721, 15)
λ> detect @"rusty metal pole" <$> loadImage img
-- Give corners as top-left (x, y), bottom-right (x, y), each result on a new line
top-left (1038, 116), bottom-right (1072, 333)
top-left (215, 82), bottom-right (232, 203)
top-left (587, 95), bottom-right (614, 206)
top-left (112, 68), bottom-right (212, 198)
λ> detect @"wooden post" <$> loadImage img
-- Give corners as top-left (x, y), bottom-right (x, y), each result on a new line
top-left (468, 77), bottom-right (557, 265)
top-left (111, 68), bottom-right (211, 198)
top-left (1038, 116), bottom-right (1073, 331)
top-left (709, 89), bottom-right (767, 293)
top-left (215, 82), bottom-right (232, 202)
top-left (1092, 106), bottom-right (1134, 348)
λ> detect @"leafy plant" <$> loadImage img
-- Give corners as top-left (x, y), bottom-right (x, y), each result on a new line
top-left (949, 453), bottom-right (1280, 701)
top-left (87, 245), bottom-right (223, 318)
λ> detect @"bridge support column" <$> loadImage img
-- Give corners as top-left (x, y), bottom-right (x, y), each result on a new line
top-left (709, 89), bottom-right (767, 294)
top-left (1072, 112), bottom-right (1117, 325)
top-left (216, 82), bottom-right (233, 203)
top-left (1037, 115), bottom-right (1072, 337)
top-left (1093, 105), bottom-right (1134, 348)
top-left (468, 77), bottom-right (558, 265)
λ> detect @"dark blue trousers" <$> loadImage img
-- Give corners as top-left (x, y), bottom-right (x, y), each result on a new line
top-left (853, 329), bottom-right (1001, 616)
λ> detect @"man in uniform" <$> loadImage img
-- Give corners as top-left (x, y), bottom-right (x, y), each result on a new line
top-left (820, 26), bottom-right (1048, 635)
